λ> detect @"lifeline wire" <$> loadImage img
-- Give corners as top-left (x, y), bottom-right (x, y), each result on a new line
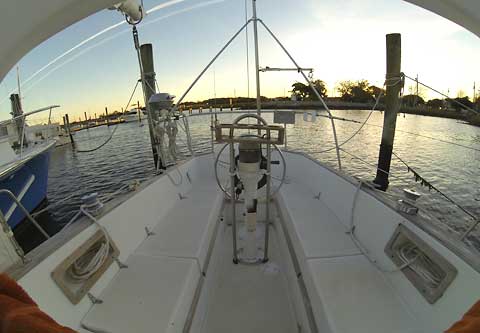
top-left (392, 151), bottom-right (477, 221)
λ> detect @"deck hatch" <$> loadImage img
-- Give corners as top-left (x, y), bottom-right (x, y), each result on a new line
top-left (51, 230), bottom-right (119, 304)
top-left (385, 224), bottom-right (457, 304)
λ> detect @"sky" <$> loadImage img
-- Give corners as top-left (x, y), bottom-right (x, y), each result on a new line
top-left (0, 0), bottom-right (479, 122)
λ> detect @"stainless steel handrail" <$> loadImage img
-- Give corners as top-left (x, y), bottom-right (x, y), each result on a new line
top-left (0, 210), bottom-right (26, 262)
top-left (0, 189), bottom-right (50, 239)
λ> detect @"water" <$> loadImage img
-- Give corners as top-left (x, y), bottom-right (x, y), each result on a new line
top-left (23, 110), bottom-right (480, 252)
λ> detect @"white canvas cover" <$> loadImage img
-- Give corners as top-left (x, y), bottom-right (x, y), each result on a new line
top-left (0, 0), bottom-right (479, 83)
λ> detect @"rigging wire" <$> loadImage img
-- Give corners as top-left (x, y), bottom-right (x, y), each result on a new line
top-left (367, 123), bottom-right (480, 152)
top-left (296, 109), bottom-right (480, 153)
top-left (403, 74), bottom-right (479, 115)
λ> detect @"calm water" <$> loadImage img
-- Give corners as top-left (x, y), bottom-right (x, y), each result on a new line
top-left (25, 110), bottom-right (480, 252)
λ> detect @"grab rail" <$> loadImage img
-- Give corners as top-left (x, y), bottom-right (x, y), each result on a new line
top-left (0, 189), bottom-right (50, 239)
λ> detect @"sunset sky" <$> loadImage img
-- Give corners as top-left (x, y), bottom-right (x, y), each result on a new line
top-left (0, 0), bottom-right (479, 122)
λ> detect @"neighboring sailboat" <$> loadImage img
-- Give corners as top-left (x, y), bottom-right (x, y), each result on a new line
top-left (0, 94), bottom-right (58, 230)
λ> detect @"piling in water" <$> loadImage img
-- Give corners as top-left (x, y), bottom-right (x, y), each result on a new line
top-left (373, 33), bottom-right (402, 191)
top-left (140, 43), bottom-right (163, 170)
top-left (64, 113), bottom-right (74, 146)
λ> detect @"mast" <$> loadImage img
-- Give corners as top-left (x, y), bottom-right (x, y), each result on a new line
top-left (16, 67), bottom-right (22, 101)
top-left (252, 0), bottom-right (261, 116)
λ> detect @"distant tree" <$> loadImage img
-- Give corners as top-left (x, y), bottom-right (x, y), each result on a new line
top-left (456, 90), bottom-right (466, 98)
top-left (426, 98), bottom-right (443, 109)
top-left (311, 80), bottom-right (328, 100)
top-left (451, 96), bottom-right (473, 111)
top-left (336, 80), bottom-right (375, 103)
top-left (336, 80), bottom-right (355, 101)
top-left (291, 82), bottom-right (309, 100)
top-left (291, 79), bottom-right (327, 100)
top-left (402, 94), bottom-right (425, 107)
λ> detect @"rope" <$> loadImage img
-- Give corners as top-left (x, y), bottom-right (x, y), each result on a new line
top-left (339, 148), bottom-right (405, 181)
top-left (62, 182), bottom-right (141, 280)
top-left (297, 90), bottom-right (385, 155)
top-left (75, 80), bottom-right (140, 153)
top-left (31, 192), bottom-right (79, 217)
top-left (294, 75), bottom-right (406, 156)
top-left (67, 206), bottom-right (111, 281)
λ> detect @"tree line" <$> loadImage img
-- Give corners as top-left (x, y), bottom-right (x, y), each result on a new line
top-left (290, 79), bottom-right (479, 111)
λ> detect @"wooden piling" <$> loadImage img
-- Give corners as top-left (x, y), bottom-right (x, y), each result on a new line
top-left (137, 101), bottom-right (141, 123)
top-left (105, 107), bottom-right (109, 126)
top-left (140, 43), bottom-right (162, 169)
top-left (64, 114), bottom-right (74, 145)
top-left (373, 33), bottom-right (402, 191)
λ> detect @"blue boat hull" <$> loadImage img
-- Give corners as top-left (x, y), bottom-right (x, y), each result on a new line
top-left (0, 149), bottom-right (52, 229)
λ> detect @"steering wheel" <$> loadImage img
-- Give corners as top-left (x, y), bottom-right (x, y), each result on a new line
top-left (214, 142), bottom-right (286, 199)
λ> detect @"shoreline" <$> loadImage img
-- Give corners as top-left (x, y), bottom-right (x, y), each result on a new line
top-left (232, 101), bottom-right (478, 127)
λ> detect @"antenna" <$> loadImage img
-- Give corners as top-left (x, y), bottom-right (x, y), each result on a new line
top-left (252, 0), bottom-right (261, 116)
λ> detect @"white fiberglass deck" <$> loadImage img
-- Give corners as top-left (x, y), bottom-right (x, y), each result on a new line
top-left (200, 224), bottom-right (298, 333)
top-left (17, 152), bottom-right (480, 333)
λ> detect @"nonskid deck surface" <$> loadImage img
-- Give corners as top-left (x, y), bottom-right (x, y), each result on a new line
top-left (202, 223), bottom-right (298, 333)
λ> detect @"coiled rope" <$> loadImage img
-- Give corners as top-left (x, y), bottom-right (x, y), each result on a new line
top-left (67, 205), bottom-right (111, 281)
